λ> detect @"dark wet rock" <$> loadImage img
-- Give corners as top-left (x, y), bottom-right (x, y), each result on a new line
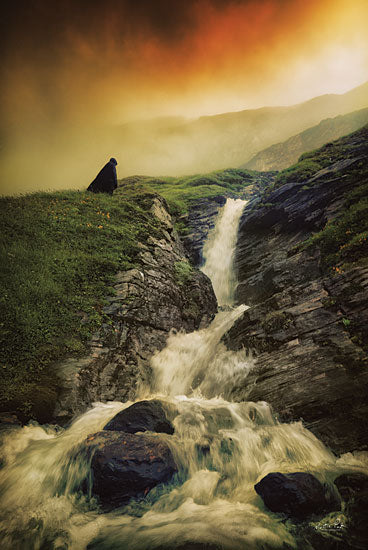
top-left (181, 174), bottom-right (274, 267)
top-left (254, 472), bottom-right (339, 519)
top-left (298, 475), bottom-right (368, 550)
top-left (103, 400), bottom-right (175, 434)
top-left (89, 539), bottom-right (224, 550)
top-left (334, 473), bottom-right (368, 502)
top-left (333, 473), bottom-right (368, 548)
top-left (86, 430), bottom-right (177, 509)
top-left (228, 135), bottom-right (368, 454)
top-left (53, 195), bottom-right (217, 423)
top-left (181, 196), bottom-right (226, 266)
top-left (294, 512), bottom-right (349, 550)
top-left (0, 412), bottom-right (22, 432)
top-left (345, 489), bottom-right (368, 549)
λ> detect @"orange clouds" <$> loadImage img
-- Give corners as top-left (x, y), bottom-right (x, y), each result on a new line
top-left (2, 0), bottom-right (367, 126)
top-left (1, 0), bottom-right (368, 194)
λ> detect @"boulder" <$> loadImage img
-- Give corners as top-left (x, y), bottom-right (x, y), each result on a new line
top-left (255, 472), bottom-right (338, 519)
top-left (86, 431), bottom-right (177, 509)
top-left (103, 399), bottom-right (174, 434)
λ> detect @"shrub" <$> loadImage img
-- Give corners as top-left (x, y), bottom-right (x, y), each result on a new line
top-left (174, 261), bottom-right (193, 285)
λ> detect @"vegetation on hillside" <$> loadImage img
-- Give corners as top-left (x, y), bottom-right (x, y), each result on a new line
top-left (303, 181), bottom-right (368, 272)
top-left (243, 107), bottom-right (368, 172)
top-left (120, 168), bottom-right (274, 217)
top-left (3, 123), bottom-right (367, 423)
top-left (0, 184), bottom-right (164, 421)
top-left (273, 124), bottom-right (368, 189)
top-left (0, 169), bottom-right (261, 422)
top-left (266, 124), bottom-right (368, 272)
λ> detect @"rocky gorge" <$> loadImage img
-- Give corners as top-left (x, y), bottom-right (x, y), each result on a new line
top-left (53, 195), bottom-right (217, 424)
top-left (227, 130), bottom-right (368, 455)
top-left (1, 126), bottom-right (368, 550)
top-left (172, 126), bottom-right (368, 456)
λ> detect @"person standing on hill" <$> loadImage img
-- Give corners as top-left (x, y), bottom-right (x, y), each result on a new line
top-left (87, 158), bottom-right (118, 195)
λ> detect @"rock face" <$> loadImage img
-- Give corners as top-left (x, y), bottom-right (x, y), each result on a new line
top-left (181, 196), bottom-right (226, 266)
top-left (228, 152), bottom-right (368, 454)
top-left (181, 174), bottom-right (274, 267)
top-left (103, 400), bottom-right (175, 435)
top-left (86, 430), bottom-right (177, 509)
top-left (255, 472), bottom-right (338, 519)
top-left (54, 196), bottom-right (217, 423)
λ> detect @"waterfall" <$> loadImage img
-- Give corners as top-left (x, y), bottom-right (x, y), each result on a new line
top-left (1, 198), bottom-right (367, 550)
top-left (202, 198), bottom-right (246, 306)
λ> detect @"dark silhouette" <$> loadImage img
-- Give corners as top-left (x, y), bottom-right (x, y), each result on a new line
top-left (87, 158), bottom-right (118, 195)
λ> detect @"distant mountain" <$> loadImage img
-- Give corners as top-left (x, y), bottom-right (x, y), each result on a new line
top-left (241, 107), bottom-right (368, 171)
top-left (108, 81), bottom-right (368, 177)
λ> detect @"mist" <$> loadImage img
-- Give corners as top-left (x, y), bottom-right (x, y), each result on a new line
top-left (1, 0), bottom-right (368, 195)
top-left (2, 79), bottom-right (368, 196)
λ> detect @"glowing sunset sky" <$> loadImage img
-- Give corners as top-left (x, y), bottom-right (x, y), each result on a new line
top-left (1, 0), bottom-right (368, 193)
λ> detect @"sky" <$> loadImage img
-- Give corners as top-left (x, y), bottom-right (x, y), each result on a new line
top-left (1, 0), bottom-right (368, 194)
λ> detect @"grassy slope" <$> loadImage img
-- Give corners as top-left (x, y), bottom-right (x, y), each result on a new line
top-left (120, 168), bottom-right (274, 217)
top-left (3, 126), bottom-right (366, 422)
top-left (272, 124), bottom-right (368, 188)
top-left (0, 169), bottom-right (260, 422)
top-left (0, 183), bottom-right (164, 421)
top-left (270, 124), bottom-right (368, 271)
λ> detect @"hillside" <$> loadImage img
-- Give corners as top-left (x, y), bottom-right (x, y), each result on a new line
top-left (107, 81), bottom-right (368, 177)
top-left (119, 168), bottom-right (275, 217)
top-left (1, 168), bottom-right (264, 422)
top-left (242, 107), bottom-right (368, 171)
top-left (229, 123), bottom-right (368, 453)
top-left (0, 185), bottom-right (167, 421)
top-left (1, 124), bottom-right (367, 427)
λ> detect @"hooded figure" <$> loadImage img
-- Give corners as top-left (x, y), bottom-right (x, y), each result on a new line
top-left (87, 158), bottom-right (118, 195)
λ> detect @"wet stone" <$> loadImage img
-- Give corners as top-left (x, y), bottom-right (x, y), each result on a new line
top-left (103, 399), bottom-right (175, 435)
top-left (334, 473), bottom-right (368, 502)
top-left (86, 431), bottom-right (178, 510)
top-left (255, 472), bottom-right (339, 519)
top-left (334, 473), bottom-right (368, 548)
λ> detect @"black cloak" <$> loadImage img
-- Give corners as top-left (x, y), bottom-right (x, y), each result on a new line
top-left (87, 158), bottom-right (118, 195)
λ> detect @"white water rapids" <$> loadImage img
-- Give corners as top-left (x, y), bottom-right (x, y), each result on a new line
top-left (1, 198), bottom-right (367, 550)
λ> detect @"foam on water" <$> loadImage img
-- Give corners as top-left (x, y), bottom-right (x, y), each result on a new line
top-left (1, 198), bottom-right (367, 550)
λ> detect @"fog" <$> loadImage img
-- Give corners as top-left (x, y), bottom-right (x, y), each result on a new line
top-left (1, 0), bottom-right (368, 195)
top-left (2, 80), bottom-right (368, 195)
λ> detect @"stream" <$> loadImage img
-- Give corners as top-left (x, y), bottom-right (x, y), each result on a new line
top-left (0, 199), bottom-right (367, 550)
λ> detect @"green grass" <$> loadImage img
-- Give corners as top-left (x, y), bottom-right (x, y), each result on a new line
top-left (302, 182), bottom-right (368, 272)
top-left (120, 168), bottom-right (272, 217)
top-left (0, 183), bottom-right (164, 421)
top-left (297, 127), bottom-right (368, 272)
top-left (173, 260), bottom-right (193, 286)
top-left (253, 124), bottom-right (368, 273)
top-left (0, 167), bottom-right (268, 422)
top-left (273, 124), bottom-right (368, 189)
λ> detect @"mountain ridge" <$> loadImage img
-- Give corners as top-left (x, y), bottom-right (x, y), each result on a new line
top-left (242, 107), bottom-right (368, 171)
top-left (108, 81), bottom-right (368, 177)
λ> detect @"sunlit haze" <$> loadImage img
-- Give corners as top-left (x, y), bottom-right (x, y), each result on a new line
top-left (1, 0), bottom-right (368, 194)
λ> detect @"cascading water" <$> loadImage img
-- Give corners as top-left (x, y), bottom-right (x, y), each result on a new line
top-left (1, 198), bottom-right (367, 550)
top-left (202, 198), bottom-right (246, 306)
